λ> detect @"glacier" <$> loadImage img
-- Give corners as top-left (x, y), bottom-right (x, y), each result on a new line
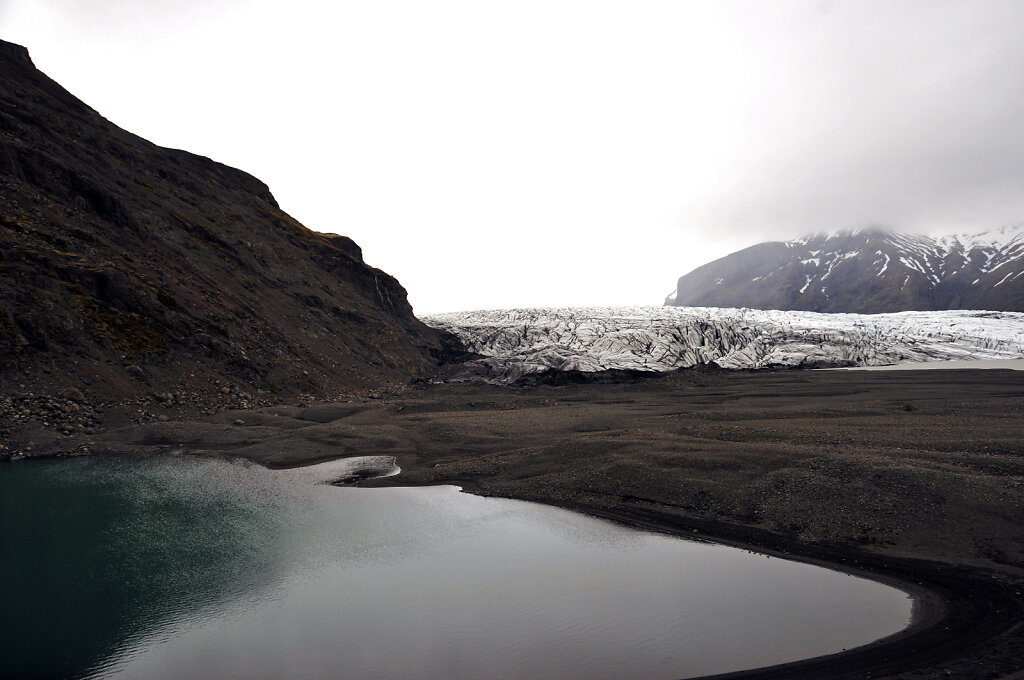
top-left (422, 307), bottom-right (1024, 383)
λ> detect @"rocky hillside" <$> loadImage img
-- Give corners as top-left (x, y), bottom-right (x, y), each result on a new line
top-left (665, 227), bottom-right (1024, 313)
top-left (0, 40), bottom-right (456, 408)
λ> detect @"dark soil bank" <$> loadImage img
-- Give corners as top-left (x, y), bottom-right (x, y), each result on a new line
top-left (7, 367), bottom-right (1024, 679)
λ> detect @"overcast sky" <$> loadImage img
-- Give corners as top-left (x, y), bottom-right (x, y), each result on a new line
top-left (4, 0), bottom-right (1024, 313)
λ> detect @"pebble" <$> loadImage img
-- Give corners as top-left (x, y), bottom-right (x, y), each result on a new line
top-left (0, 393), bottom-right (101, 433)
top-left (60, 387), bottom-right (85, 402)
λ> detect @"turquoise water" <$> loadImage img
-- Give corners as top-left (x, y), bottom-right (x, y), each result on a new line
top-left (0, 456), bottom-right (913, 679)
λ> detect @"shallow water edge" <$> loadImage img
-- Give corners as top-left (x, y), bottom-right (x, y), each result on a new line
top-left (362, 457), bottom-right (976, 680)
top-left (3, 453), bottom-right (917, 680)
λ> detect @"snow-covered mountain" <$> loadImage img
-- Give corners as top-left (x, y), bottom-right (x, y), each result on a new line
top-left (423, 307), bottom-right (1024, 383)
top-left (665, 226), bottom-right (1024, 313)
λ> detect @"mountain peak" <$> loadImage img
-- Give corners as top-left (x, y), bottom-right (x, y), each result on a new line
top-left (666, 226), bottom-right (1024, 313)
top-left (0, 40), bottom-right (33, 68)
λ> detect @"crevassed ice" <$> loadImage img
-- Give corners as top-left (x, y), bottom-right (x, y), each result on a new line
top-left (422, 307), bottom-right (1024, 383)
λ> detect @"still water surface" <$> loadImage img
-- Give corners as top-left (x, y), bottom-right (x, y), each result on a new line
top-left (1, 455), bottom-right (913, 679)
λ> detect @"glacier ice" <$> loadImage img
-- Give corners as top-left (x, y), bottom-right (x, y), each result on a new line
top-left (422, 306), bottom-right (1024, 383)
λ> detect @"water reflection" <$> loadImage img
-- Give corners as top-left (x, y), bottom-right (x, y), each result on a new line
top-left (0, 457), bottom-right (300, 678)
top-left (0, 456), bottom-right (913, 680)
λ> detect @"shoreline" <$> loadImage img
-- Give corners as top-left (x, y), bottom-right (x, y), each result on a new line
top-left (516, 503), bottom-right (975, 680)
top-left (6, 367), bottom-right (1024, 678)
top-left (368, 464), bottom-right (1016, 680)
top-left (9, 448), bottom-right (1017, 680)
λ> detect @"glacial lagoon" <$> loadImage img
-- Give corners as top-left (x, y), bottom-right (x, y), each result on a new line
top-left (0, 455), bottom-right (913, 679)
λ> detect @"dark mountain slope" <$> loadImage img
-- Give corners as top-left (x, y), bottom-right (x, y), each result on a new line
top-left (665, 227), bottom-right (1024, 313)
top-left (0, 40), bottom-right (455, 404)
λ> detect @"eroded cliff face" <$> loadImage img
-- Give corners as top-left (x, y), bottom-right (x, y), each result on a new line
top-left (0, 40), bottom-right (456, 401)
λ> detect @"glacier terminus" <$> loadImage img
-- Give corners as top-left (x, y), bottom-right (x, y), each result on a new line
top-left (423, 307), bottom-right (1024, 384)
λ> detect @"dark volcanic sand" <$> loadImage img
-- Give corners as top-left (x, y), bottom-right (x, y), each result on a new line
top-left (10, 368), bottom-right (1024, 679)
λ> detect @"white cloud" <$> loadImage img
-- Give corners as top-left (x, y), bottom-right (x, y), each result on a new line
top-left (5, 0), bottom-right (1024, 312)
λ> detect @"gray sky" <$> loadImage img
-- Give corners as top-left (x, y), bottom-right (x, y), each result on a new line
top-left (4, 0), bottom-right (1024, 313)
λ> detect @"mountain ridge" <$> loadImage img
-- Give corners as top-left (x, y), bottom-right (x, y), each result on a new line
top-left (0, 39), bottom-right (456, 410)
top-left (665, 226), bottom-right (1024, 313)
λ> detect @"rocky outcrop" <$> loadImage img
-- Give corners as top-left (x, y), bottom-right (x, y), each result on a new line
top-left (665, 227), bottom-right (1024, 313)
top-left (423, 307), bottom-right (1024, 383)
top-left (0, 40), bottom-right (457, 401)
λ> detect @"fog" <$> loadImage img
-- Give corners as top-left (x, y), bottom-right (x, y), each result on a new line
top-left (4, 0), bottom-right (1023, 312)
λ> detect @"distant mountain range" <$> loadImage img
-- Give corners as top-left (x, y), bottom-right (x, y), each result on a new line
top-left (665, 226), bottom-right (1024, 313)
